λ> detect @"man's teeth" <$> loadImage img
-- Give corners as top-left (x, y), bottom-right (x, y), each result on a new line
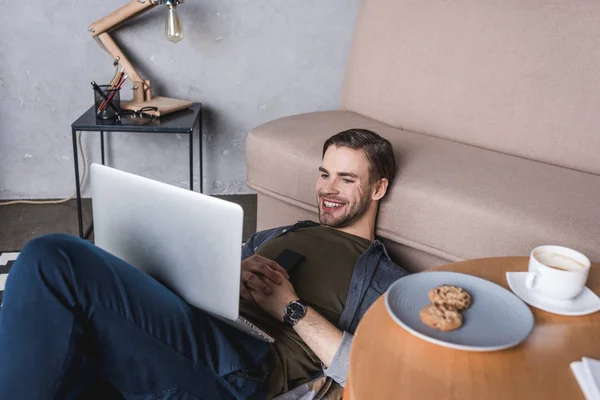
top-left (324, 201), bottom-right (343, 208)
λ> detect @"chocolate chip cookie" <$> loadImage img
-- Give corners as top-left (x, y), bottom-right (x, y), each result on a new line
top-left (428, 285), bottom-right (472, 311)
top-left (419, 304), bottom-right (463, 331)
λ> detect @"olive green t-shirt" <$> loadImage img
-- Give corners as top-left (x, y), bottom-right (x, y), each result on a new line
top-left (239, 226), bottom-right (371, 398)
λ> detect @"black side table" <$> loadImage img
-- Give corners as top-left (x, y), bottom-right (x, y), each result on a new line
top-left (70, 103), bottom-right (203, 238)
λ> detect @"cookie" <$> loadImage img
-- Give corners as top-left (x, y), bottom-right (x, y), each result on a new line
top-left (419, 304), bottom-right (463, 331)
top-left (428, 285), bottom-right (472, 311)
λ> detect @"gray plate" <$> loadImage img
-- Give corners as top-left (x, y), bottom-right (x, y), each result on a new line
top-left (385, 271), bottom-right (534, 351)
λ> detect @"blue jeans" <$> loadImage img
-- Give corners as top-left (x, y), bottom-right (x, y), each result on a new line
top-left (0, 234), bottom-right (273, 400)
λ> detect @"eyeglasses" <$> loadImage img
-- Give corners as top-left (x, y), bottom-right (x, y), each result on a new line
top-left (120, 107), bottom-right (159, 124)
top-left (123, 106), bottom-right (158, 119)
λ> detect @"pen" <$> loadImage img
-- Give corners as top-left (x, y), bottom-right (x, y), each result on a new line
top-left (91, 81), bottom-right (120, 116)
top-left (99, 75), bottom-right (128, 115)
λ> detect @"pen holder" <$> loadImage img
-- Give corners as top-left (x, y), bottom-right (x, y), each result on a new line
top-left (94, 85), bottom-right (121, 120)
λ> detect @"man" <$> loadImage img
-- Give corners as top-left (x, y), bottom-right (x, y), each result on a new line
top-left (0, 129), bottom-right (408, 399)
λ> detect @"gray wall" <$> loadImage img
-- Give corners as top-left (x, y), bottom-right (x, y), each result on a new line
top-left (0, 0), bottom-right (360, 199)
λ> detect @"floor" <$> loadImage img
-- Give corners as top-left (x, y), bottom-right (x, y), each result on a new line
top-left (0, 195), bottom-right (257, 251)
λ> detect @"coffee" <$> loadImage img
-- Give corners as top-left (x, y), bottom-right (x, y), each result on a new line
top-left (535, 251), bottom-right (585, 272)
top-left (527, 245), bottom-right (590, 300)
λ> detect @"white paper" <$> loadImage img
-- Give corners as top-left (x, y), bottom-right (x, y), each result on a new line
top-left (572, 361), bottom-right (600, 400)
top-left (582, 358), bottom-right (600, 399)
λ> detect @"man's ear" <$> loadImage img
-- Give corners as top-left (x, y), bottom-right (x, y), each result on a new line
top-left (372, 178), bottom-right (389, 201)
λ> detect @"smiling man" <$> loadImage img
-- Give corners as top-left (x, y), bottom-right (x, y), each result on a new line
top-left (237, 129), bottom-right (408, 398)
top-left (0, 129), bottom-right (408, 400)
top-left (317, 136), bottom-right (389, 233)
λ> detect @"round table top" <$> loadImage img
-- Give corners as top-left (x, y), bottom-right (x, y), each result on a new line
top-left (346, 257), bottom-right (600, 400)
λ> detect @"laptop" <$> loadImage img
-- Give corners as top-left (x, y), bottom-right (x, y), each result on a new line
top-left (90, 163), bottom-right (274, 343)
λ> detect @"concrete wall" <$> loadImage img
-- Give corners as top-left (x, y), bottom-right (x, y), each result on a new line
top-left (0, 0), bottom-right (360, 199)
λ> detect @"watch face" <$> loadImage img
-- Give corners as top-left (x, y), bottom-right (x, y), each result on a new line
top-left (284, 301), bottom-right (307, 326)
top-left (288, 302), bottom-right (305, 319)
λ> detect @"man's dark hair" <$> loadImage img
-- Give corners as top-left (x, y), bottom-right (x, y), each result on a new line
top-left (322, 129), bottom-right (396, 184)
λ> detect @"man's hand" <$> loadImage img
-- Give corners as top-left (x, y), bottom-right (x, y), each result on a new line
top-left (246, 261), bottom-right (344, 369)
top-left (240, 255), bottom-right (289, 304)
top-left (248, 275), bottom-right (299, 322)
top-left (250, 278), bottom-right (344, 368)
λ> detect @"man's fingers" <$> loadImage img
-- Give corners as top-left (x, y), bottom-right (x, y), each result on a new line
top-left (240, 286), bottom-right (255, 303)
top-left (251, 255), bottom-right (289, 279)
top-left (242, 270), bottom-right (274, 289)
top-left (247, 286), bottom-right (265, 304)
top-left (244, 273), bottom-right (272, 295)
top-left (242, 270), bottom-right (271, 286)
top-left (255, 263), bottom-right (286, 284)
top-left (263, 259), bottom-right (290, 279)
top-left (241, 272), bottom-right (269, 299)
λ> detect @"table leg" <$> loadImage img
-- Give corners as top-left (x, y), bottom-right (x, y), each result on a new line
top-left (100, 131), bottom-right (105, 165)
top-left (198, 117), bottom-right (203, 194)
top-left (84, 130), bottom-right (105, 240)
top-left (189, 131), bottom-right (193, 191)
top-left (84, 223), bottom-right (94, 240)
top-left (71, 128), bottom-right (84, 238)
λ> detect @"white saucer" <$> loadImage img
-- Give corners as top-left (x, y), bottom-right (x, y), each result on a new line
top-left (506, 272), bottom-right (600, 316)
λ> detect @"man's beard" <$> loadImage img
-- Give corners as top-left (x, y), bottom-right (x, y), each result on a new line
top-left (317, 192), bottom-right (372, 229)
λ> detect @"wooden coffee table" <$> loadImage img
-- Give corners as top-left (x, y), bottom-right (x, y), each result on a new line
top-left (344, 257), bottom-right (600, 400)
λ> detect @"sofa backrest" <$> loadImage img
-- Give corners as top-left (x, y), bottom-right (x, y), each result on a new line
top-left (341, 0), bottom-right (600, 176)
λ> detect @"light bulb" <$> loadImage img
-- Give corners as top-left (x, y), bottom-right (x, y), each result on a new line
top-left (165, 4), bottom-right (184, 43)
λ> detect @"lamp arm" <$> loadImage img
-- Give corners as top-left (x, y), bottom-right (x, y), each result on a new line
top-left (96, 33), bottom-right (150, 102)
top-left (96, 33), bottom-right (142, 83)
top-left (89, 0), bottom-right (159, 102)
top-left (88, 0), bottom-right (158, 37)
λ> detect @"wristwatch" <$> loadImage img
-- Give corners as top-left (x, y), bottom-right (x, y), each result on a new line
top-left (283, 299), bottom-right (308, 328)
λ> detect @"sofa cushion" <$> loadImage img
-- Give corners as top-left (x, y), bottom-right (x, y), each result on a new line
top-left (342, 0), bottom-right (600, 176)
top-left (247, 111), bottom-right (600, 262)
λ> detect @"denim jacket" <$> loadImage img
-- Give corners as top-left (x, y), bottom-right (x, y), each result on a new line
top-left (241, 220), bottom-right (409, 391)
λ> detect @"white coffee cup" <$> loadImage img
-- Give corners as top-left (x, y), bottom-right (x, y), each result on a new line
top-left (525, 245), bottom-right (591, 300)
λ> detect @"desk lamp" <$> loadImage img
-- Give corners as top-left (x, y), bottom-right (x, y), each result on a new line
top-left (89, 0), bottom-right (192, 117)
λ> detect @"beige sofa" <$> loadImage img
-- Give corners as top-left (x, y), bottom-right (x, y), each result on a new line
top-left (246, 0), bottom-right (600, 273)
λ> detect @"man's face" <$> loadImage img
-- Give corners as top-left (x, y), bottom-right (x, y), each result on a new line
top-left (315, 145), bottom-right (374, 228)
